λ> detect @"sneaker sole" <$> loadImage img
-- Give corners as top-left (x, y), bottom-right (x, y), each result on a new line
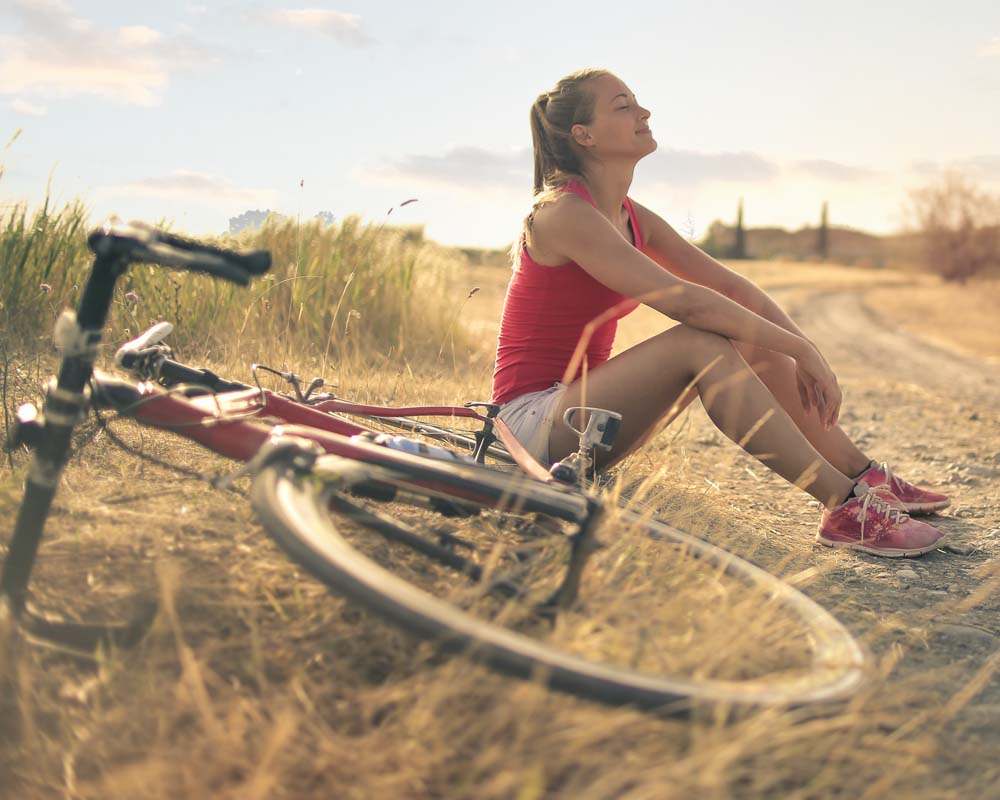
top-left (816, 533), bottom-right (945, 558)
top-left (902, 499), bottom-right (950, 515)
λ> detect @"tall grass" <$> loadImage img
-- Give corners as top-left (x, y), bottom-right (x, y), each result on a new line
top-left (0, 197), bottom-right (477, 371)
top-left (0, 196), bottom-right (91, 343)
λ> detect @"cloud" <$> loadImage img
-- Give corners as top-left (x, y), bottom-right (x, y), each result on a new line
top-left (792, 159), bottom-right (878, 181)
top-left (264, 8), bottom-right (373, 46)
top-left (117, 25), bottom-right (162, 47)
top-left (114, 170), bottom-right (276, 207)
top-left (372, 144), bottom-right (888, 194)
top-left (957, 155), bottom-right (1000, 180)
top-left (908, 156), bottom-right (1000, 182)
top-left (0, 0), bottom-right (217, 106)
top-left (979, 35), bottom-right (1000, 57)
top-left (643, 148), bottom-right (779, 185)
top-left (373, 146), bottom-right (531, 189)
top-left (10, 97), bottom-right (47, 116)
top-left (910, 160), bottom-right (939, 176)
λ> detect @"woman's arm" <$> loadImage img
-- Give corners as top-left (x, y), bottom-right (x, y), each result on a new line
top-left (531, 195), bottom-right (841, 426)
top-left (534, 196), bottom-right (804, 357)
top-left (632, 200), bottom-right (814, 344)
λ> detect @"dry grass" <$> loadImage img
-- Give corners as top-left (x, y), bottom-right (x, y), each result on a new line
top-left (2, 245), bottom-right (1000, 797)
top-left (0, 398), bottom-right (949, 800)
top-left (0, 196), bottom-right (478, 368)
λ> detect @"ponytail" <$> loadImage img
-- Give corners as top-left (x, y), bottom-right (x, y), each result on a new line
top-left (514, 69), bottom-right (610, 264)
top-left (529, 94), bottom-right (552, 194)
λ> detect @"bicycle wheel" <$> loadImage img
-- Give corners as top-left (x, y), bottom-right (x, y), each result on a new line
top-left (249, 447), bottom-right (864, 712)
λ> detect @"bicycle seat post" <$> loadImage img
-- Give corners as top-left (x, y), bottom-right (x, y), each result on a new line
top-left (464, 402), bottom-right (501, 463)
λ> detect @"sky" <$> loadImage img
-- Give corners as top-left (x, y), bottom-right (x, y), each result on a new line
top-left (1, 0), bottom-right (999, 248)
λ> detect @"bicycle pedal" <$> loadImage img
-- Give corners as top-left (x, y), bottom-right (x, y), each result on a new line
top-left (548, 461), bottom-right (578, 484)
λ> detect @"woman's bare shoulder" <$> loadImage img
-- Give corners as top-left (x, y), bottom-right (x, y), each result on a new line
top-left (526, 193), bottom-right (598, 266)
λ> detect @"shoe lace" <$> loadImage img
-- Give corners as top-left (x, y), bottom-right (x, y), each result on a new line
top-left (873, 461), bottom-right (908, 494)
top-left (878, 460), bottom-right (896, 488)
top-left (857, 487), bottom-right (909, 541)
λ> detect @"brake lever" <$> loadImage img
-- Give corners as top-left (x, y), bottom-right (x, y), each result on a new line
top-left (114, 321), bottom-right (175, 369)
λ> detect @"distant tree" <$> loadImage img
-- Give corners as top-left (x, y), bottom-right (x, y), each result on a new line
top-left (314, 210), bottom-right (336, 228)
top-left (229, 209), bottom-right (278, 234)
top-left (907, 172), bottom-right (1000, 282)
top-left (699, 220), bottom-right (730, 257)
top-left (817, 201), bottom-right (829, 260)
top-left (732, 198), bottom-right (747, 259)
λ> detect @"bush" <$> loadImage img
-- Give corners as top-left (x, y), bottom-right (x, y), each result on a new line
top-left (907, 172), bottom-right (1000, 282)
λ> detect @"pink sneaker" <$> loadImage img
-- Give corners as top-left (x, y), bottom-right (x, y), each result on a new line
top-left (817, 483), bottom-right (946, 558)
top-left (857, 460), bottom-right (950, 514)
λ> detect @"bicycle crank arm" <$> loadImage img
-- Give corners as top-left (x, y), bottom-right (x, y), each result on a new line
top-left (542, 497), bottom-right (605, 612)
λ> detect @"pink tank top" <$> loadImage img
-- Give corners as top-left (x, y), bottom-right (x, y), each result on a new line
top-left (491, 180), bottom-right (645, 406)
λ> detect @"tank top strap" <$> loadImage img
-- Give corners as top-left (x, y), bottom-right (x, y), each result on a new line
top-left (562, 179), bottom-right (596, 207)
top-left (563, 180), bottom-right (643, 251)
top-left (623, 196), bottom-right (644, 250)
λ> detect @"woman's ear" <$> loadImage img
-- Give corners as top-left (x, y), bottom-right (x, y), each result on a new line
top-left (570, 123), bottom-right (594, 148)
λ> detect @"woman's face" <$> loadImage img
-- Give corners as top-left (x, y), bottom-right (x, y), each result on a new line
top-left (573, 73), bottom-right (656, 161)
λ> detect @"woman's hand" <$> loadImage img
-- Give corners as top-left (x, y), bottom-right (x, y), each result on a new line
top-left (794, 344), bottom-right (842, 429)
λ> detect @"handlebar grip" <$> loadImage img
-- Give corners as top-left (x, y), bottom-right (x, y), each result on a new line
top-left (88, 220), bottom-right (271, 285)
top-left (147, 227), bottom-right (271, 275)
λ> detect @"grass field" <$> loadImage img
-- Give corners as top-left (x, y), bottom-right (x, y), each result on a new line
top-left (2, 207), bottom-right (999, 798)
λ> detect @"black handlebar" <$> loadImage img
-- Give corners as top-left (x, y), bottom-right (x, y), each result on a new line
top-left (88, 220), bottom-right (271, 285)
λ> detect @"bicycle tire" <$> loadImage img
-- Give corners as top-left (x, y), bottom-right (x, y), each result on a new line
top-left (250, 450), bottom-right (865, 712)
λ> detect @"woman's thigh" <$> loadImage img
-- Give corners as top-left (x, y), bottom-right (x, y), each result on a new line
top-left (548, 325), bottom-right (738, 464)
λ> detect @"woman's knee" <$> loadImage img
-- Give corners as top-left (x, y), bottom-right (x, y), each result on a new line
top-left (734, 340), bottom-right (796, 381)
top-left (669, 325), bottom-right (739, 364)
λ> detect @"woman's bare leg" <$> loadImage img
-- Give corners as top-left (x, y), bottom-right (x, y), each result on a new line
top-left (548, 325), bottom-right (855, 509)
top-left (734, 341), bottom-right (871, 478)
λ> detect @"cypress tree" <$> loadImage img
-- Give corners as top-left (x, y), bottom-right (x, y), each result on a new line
top-left (818, 200), bottom-right (829, 260)
top-left (733, 197), bottom-right (747, 259)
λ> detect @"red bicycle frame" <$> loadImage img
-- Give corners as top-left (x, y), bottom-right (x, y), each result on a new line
top-left (108, 378), bottom-right (555, 488)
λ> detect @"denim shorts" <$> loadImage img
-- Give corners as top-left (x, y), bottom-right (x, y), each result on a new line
top-left (497, 382), bottom-right (568, 466)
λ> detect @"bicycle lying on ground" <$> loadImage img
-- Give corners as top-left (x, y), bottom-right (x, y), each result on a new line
top-left (1, 220), bottom-right (865, 712)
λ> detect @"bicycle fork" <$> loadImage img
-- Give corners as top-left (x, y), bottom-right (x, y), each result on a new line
top-left (1, 246), bottom-right (154, 651)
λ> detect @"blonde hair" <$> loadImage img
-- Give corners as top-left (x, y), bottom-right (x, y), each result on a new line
top-left (512, 68), bottom-right (611, 264)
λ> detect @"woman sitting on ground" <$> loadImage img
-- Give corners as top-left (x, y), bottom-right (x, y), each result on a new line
top-left (491, 67), bottom-right (949, 558)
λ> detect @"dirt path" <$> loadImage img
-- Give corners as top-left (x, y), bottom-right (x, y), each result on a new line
top-left (797, 286), bottom-right (1000, 405)
top-left (661, 279), bottom-right (1000, 793)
